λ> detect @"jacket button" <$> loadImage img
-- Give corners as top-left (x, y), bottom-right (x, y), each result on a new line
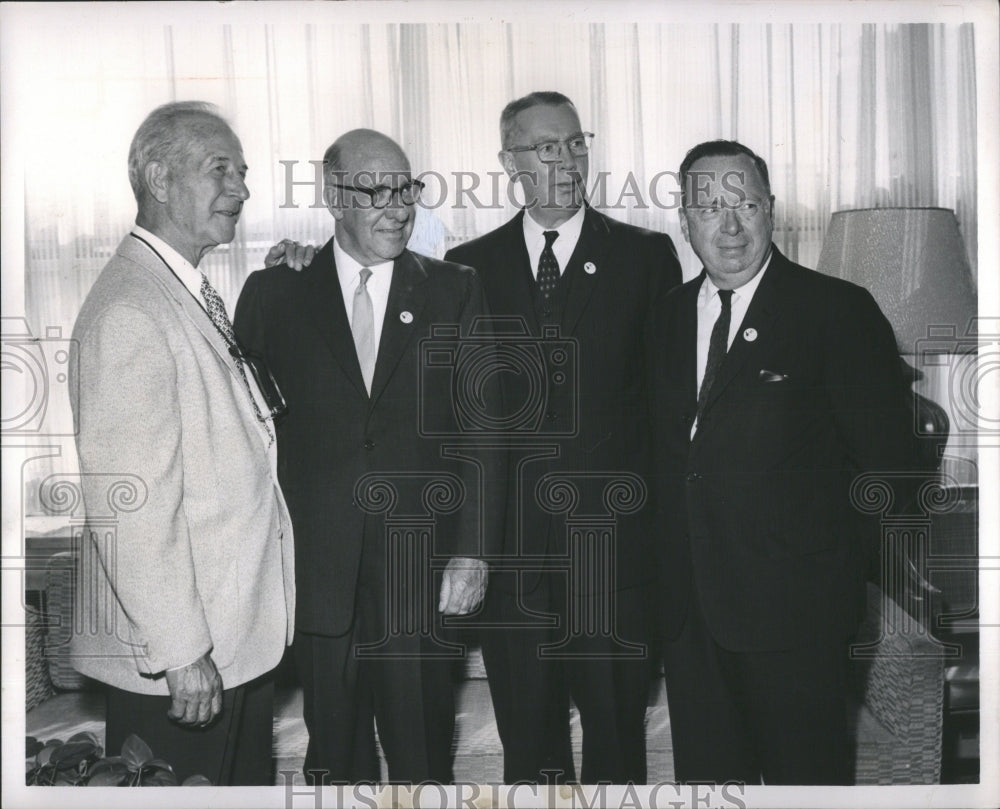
top-left (686, 473), bottom-right (699, 484)
top-left (542, 308), bottom-right (553, 318)
top-left (364, 439), bottom-right (375, 450)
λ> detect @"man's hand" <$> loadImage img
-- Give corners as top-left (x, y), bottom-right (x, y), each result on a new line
top-left (164, 652), bottom-right (223, 727)
top-left (438, 557), bottom-right (489, 615)
top-left (264, 239), bottom-right (316, 271)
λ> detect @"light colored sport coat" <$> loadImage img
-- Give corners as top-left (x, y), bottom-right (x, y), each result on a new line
top-left (69, 234), bottom-right (295, 695)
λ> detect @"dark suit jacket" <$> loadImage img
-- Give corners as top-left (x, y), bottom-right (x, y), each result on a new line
top-left (446, 207), bottom-right (681, 594)
top-left (235, 242), bottom-right (504, 637)
top-left (649, 247), bottom-right (915, 652)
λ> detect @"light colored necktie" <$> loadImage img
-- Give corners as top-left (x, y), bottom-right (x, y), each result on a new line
top-left (352, 268), bottom-right (376, 394)
top-left (200, 273), bottom-right (273, 445)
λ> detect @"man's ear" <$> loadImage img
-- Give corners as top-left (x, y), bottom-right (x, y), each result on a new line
top-left (678, 207), bottom-right (692, 244)
top-left (497, 149), bottom-right (516, 178)
top-left (144, 161), bottom-right (170, 204)
top-left (324, 183), bottom-right (344, 222)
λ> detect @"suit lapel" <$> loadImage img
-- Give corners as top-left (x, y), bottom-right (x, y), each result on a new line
top-left (369, 250), bottom-right (428, 406)
top-left (121, 235), bottom-right (242, 384)
top-left (677, 275), bottom-right (702, 412)
top-left (300, 240), bottom-right (369, 398)
top-left (487, 212), bottom-right (541, 334)
top-left (701, 250), bottom-right (785, 415)
top-left (560, 206), bottom-right (611, 336)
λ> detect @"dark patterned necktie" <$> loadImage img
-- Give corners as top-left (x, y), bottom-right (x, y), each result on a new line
top-left (536, 230), bottom-right (560, 298)
top-left (696, 288), bottom-right (734, 424)
top-left (200, 274), bottom-right (273, 445)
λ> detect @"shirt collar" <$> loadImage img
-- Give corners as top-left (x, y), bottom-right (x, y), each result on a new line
top-left (333, 236), bottom-right (394, 286)
top-left (131, 224), bottom-right (203, 299)
top-left (699, 248), bottom-right (773, 303)
top-left (522, 203), bottom-right (586, 245)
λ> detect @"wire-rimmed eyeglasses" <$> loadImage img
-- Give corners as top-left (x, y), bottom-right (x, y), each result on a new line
top-left (506, 133), bottom-right (595, 163)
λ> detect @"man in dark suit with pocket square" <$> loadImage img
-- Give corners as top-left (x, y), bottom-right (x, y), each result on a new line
top-left (648, 140), bottom-right (916, 784)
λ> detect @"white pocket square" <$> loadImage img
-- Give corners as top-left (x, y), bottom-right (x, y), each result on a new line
top-left (759, 369), bottom-right (790, 382)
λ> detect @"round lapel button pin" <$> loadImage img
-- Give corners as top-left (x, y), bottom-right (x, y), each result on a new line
top-left (743, 327), bottom-right (757, 342)
top-left (400, 311), bottom-right (413, 324)
top-left (584, 262), bottom-right (597, 275)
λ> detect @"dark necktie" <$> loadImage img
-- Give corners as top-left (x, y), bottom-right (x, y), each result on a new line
top-left (696, 288), bottom-right (734, 423)
top-left (537, 230), bottom-right (560, 298)
top-left (200, 274), bottom-right (273, 445)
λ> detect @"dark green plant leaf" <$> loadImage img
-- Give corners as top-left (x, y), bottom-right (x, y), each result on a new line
top-left (26, 736), bottom-right (43, 758)
top-left (145, 758), bottom-right (175, 773)
top-left (181, 773), bottom-right (213, 786)
top-left (35, 742), bottom-right (63, 768)
top-left (121, 734), bottom-right (154, 770)
top-left (140, 766), bottom-right (179, 786)
top-left (86, 760), bottom-right (129, 786)
top-left (66, 730), bottom-right (101, 748)
top-left (53, 770), bottom-right (84, 786)
top-left (50, 740), bottom-right (100, 770)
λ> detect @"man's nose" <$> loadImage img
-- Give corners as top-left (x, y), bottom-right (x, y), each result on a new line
top-left (383, 195), bottom-right (410, 221)
top-left (228, 172), bottom-right (250, 201)
top-left (720, 207), bottom-right (741, 234)
top-left (555, 141), bottom-right (578, 170)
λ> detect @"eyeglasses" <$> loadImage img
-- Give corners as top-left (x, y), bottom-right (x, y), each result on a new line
top-left (331, 179), bottom-right (425, 209)
top-left (506, 133), bottom-right (594, 163)
top-left (229, 342), bottom-right (288, 420)
top-left (685, 198), bottom-right (769, 221)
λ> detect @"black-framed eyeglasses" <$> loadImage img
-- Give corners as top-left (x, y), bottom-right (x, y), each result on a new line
top-left (506, 133), bottom-right (594, 163)
top-left (331, 179), bottom-right (425, 209)
top-left (229, 342), bottom-right (288, 420)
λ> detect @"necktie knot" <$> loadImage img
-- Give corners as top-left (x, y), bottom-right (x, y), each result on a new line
top-left (359, 267), bottom-right (372, 287)
top-left (543, 230), bottom-right (559, 248)
top-left (718, 288), bottom-right (734, 309)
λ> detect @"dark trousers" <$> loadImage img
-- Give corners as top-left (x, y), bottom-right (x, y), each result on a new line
top-left (104, 670), bottom-right (275, 786)
top-left (480, 571), bottom-right (653, 784)
top-left (661, 589), bottom-right (852, 785)
top-left (295, 529), bottom-right (456, 784)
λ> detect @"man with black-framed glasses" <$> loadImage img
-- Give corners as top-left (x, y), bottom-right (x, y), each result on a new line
top-left (234, 128), bottom-right (504, 783)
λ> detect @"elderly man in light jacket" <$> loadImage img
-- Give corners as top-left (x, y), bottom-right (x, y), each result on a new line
top-left (70, 101), bottom-right (294, 785)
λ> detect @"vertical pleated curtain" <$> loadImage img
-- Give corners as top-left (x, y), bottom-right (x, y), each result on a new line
top-left (19, 21), bottom-right (978, 479)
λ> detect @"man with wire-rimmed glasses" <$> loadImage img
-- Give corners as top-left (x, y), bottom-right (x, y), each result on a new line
top-left (442, 91), bottom-right (683, 785)
top-left (234, 128), bottom-right (504, 783)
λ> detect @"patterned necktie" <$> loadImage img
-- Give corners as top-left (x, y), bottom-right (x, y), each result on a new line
top-left (696, 289), bottom-right (734, 424)
top-left (537, 230), bottom-right (560, 298)
top-left (352, 268), bottom-right (376, 394)
top-left (200, 274), bottom-right (273, 445)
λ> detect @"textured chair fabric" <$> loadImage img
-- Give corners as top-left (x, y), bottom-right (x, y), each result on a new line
top-left (851, 582), bottom-right (944, 784)
top-left (44, 552), bottom-right (90, 691)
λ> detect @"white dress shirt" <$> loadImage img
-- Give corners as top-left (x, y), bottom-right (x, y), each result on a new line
top-left (334, 238), bottom-right (394, 359)
top-left (693, 252), bottom-right (772, 436)
top-left (522, 204), bottom-right (586, 279)
top-left (131, 225), bottom-right (206, 311)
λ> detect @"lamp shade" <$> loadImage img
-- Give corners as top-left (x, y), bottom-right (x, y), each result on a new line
top-left (816, 208), bottom-right (977, 354)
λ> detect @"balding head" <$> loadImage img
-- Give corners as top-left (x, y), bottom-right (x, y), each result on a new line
top-left (322, 129), bottom-right (416, 265)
